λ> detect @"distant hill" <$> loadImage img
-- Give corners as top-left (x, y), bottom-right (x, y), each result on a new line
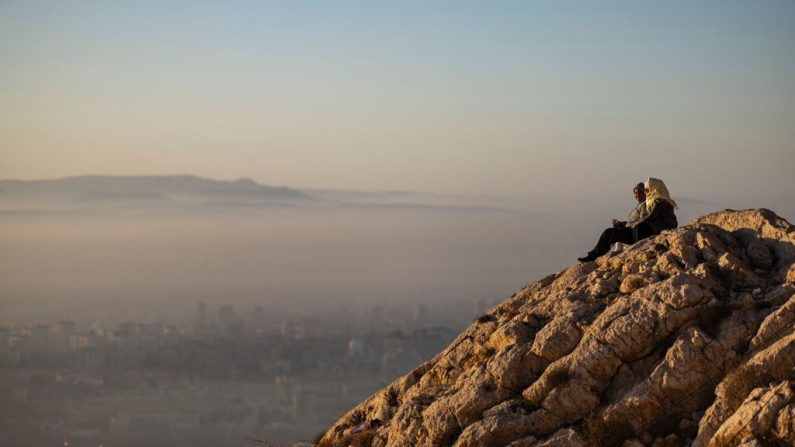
top-left (0, 175), bottom-right (528, 215)
top-left (0, 175), bottom-right (314, 208)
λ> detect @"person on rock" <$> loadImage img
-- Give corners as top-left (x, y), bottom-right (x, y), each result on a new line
top-left (577, 182), bottom-right (648, 262)
top-left (632, 177), bottom-right (678, 241)
top-left (577, 178), bottom-right (678, 262)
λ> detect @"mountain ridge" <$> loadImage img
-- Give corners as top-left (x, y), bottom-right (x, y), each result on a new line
top-left (0, 174), bottom-right (313, 201)
top-left (0, 175), bottom-right (528, 214)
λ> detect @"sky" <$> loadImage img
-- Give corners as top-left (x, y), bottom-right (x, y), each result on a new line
top-left (1, 0), bottom-right (794, 201)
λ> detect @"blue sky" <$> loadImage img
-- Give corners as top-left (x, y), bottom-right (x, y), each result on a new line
top-left (1, 0), bottom-right (793, 201)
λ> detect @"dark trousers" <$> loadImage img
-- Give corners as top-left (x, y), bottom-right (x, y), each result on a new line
top-left (589, 226), bottom-right (636, 257)
top-left (589, 223), bottom-right (659, 257)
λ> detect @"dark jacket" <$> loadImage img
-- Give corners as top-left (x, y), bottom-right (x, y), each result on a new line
top-left (637, 199), bottom-right (677, 234)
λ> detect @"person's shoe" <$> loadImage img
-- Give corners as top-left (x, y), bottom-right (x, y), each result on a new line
top-left (577, 253), bottom-right (597, 262)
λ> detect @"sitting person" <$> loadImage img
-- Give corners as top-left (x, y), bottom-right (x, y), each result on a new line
top-left (632, 177), bottom-right (678, 241)
top-left (577, 182), bottom-right (648, 262)
top-left (578, 178), bottom-right (678, 262)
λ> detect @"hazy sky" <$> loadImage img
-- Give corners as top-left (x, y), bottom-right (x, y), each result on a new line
top-left (1, 1), bottom-right (793, 200)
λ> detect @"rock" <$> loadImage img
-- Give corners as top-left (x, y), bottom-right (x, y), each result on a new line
top-left (775, 404), bottom-right (795, 445)
top-left (621, 440), bottom-right (644, 447)
top-left (705, 381), bottom-right (794, 447)
top-left (422, 398), bottom-right (460, 444)
top-left (589, 277), bottom-right (620, 296)
top-left (693, 329), bottom-right (795, 447)
top-left (749, 291), bottom-right (795, 351)
top-left (678, 417), bottom-right (696, 436)
top-left (533, 427), bottom-right (583, 446)
top-left (785, 264), bottom-right (795, 284)
top-left (488, 320), bottom-right (532, 351)
top-left (620, 274), bottom-right (647, 293)
top-left (655, 251), bottom-right (684, 276)
top-left (746, 241), bottom-right (774, 270)
top-left (673, 244), bottom-right (700, 268)
top-left (736, 439), bottom-right (763, 447)
top-left (530, 313), bottom-right (581, 362)
top-left (452, 405), bottom-right (544, 447)
top-left (506, 435), bottom-right (538, 447)
top-left (486, 344), bottom-right (545, 391)
top-left (717, 252), bottom-right (764, 288)
top-left (314, 210), bottom-right (795, 447)
top-left (450, 366), bottom-right (511, 427)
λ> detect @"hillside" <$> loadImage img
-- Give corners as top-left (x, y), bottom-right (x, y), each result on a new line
top-left (314, 209), bottom-right (795, 447)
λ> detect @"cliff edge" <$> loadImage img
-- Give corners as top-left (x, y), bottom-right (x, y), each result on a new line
top-left (315, 209), bottom-right (795, 447)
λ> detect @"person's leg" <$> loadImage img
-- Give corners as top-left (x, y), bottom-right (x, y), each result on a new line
top-left (579, 228), bottom-right (615, 261)
top-left (633, 222), bottom-right (655, 242)
top-left (610, 226), bottom-right (635, 245)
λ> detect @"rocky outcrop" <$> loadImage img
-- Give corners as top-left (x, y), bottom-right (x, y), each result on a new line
top-left (314, 209), bottom-right (795, 447)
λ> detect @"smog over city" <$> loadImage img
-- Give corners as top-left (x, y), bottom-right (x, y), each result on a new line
top-left (1, 1), bottom-right (794, 446)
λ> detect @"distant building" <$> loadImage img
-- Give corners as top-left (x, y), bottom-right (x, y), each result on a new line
top-left (280, 317), bottom-right (313, 340)
top-left (280, 318), bottom-right (295, 338)
top-left (197, 302), bottom-right (208, 324)
top-left (69, 334), bottom-right (89, 350)
top-left (30, 325), bottom-right (50, 352)
top-left (413, 303), bottom-right (429, 328)
top-left (116, 322), bottom-right (142, 339)
top-left (381, 345), bottom-right (422, 381)
top-left (347, 338), bottom-right (366, 359)
top-left (49, 321), bottom-right (76, 351)
top-left (0, 327), bottom-right (9, 350)
top-left (48, 320), bottom-right (76, 337)
top-left (217, 305), bottom-right (237, 327)
top-left (368, 305), bottom-right (385, 334)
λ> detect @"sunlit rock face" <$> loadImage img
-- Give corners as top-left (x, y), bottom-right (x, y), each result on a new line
top-left (314, 209), bottom-right (795, 447)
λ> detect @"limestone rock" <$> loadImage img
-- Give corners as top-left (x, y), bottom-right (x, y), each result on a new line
top-left (620, 274), bottom-right (648, 293)
top-left (530, 313), bottom-right (581, 362)
top-left (707, 382), bottom-right (795, 447)
top-left (314, 209), bottom-right (795, 447)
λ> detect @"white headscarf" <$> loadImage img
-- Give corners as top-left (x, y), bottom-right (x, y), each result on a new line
top-left (645, 177), bottom-right (678, 210)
